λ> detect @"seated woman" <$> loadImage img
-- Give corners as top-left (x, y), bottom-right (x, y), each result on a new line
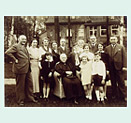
top-left (54, 53), bottom-right (83, 104)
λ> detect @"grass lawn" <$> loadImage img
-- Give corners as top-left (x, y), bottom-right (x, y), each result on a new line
top-left (5, 85), bottom-right (127, 107)
top-left (4, 62), bottom-right (127, 107)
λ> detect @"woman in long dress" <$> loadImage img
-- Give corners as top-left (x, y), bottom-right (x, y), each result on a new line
top-left (55, 53), bottom-right (83, 104)
top-left (28, 39), bottom-right (40, 97)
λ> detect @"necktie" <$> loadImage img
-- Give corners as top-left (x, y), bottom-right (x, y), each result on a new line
top-left (111, 45), bottom-right (115, 57)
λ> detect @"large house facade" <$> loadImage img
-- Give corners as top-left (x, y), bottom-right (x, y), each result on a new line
top-left (39, 16), bottom-right (127, 49)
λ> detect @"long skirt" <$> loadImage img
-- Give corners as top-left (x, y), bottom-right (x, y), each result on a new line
top-left (62, 76), bottom-right (83, 99)
top-left (30, 60), bottom-right (40, 93)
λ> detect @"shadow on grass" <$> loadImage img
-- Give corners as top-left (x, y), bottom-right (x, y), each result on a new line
top-left (5, 85), bottom-right (127, 107)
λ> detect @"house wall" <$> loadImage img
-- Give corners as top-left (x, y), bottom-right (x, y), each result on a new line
top-left (40, 16), bottom-right (127, 50)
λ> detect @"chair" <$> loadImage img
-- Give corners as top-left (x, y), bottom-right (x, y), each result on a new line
top-left (53, 71), bottom-right (66, 99)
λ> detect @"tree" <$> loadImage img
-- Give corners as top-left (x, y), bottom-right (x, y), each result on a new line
top-left (4, 16), bottom-right (12, 50)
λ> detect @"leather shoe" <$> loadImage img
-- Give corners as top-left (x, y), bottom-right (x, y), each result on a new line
top-left (74, 99), bottom-right (79, 105)
top-left (97, 101), bottom-right (100, 104)
top-left (32, 99), bottom-right (38, 103)
top-left (18, 101), bottom-right (24, 106)
top-left (101, 101), bottom-right (105, 105)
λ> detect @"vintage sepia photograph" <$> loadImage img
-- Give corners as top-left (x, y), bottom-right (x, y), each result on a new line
top-left (4, 16), bottom-right (127, 107)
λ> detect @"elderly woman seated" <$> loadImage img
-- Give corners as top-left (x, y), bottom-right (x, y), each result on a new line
top-left (53, 53), bottom-right (84, 104)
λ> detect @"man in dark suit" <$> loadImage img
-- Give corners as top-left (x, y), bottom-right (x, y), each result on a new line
top-left (105, 36), bottom-right (127, 101)
top-left (58, 38), bottom-right (70, 56)
top-left (88, 35), bottom-right (98, 53)
top-left (5, 35), bottom-right (37, 106)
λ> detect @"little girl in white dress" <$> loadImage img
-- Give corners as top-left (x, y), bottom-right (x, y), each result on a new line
top-left (79, 53), bottom-right (93, 100)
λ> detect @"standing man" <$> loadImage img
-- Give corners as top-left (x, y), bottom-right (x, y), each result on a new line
top-left (58, 38), bottom-right (70, 56)
top-left (5, 35), bottom-right (37, 106)
top-left (88, 35), bottom-right (98, 53)
top-left (105, 36), bottom-right (127, 101)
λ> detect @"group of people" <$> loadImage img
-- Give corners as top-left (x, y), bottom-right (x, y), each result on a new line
top-left (5, 34), bottom-right (127, 106)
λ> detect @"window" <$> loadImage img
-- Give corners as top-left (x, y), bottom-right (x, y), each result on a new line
top-left (111, 25), bottom-right (119, 36)
top-left (66, 29), bottom-right (72, 37)
top-left (89, 26), bottom-right (97, 36)
top-left (100, 25), bottom-right (107, 37)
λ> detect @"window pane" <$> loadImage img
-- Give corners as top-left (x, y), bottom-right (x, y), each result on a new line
top-left (112, 25), bottom-right (118, 29)
top-left (101, 25), bottom-right (106, 29)
top-left (101, 29), bottom-right (107, 35)
top-left (94, 26), bottom-right (97, 29)
top-left (94, 31), bottom-right (97, 36)
top-left (90, 31), bottom-right (93, 35)
top-left (90, 26), bottom-right (93, 30)
top-left (112, 30), bottom-right (119, 35)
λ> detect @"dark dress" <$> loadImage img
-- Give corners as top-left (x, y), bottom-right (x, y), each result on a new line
top-left (52, 49), bottom-right (60, 64)
top-left (55, 61), bottom-right (83, 99)
top-left (40, 55), bottom-right (55, 88)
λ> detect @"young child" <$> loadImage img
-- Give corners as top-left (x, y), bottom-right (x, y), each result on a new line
top-left (96, 43), bottom-right (109, 100)
top-left (79, 53), bottom-right (93, 100)
top-left (92, 53), bottom-right (106, 104)
top-left (40, 52), bottom-right (55, 100)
